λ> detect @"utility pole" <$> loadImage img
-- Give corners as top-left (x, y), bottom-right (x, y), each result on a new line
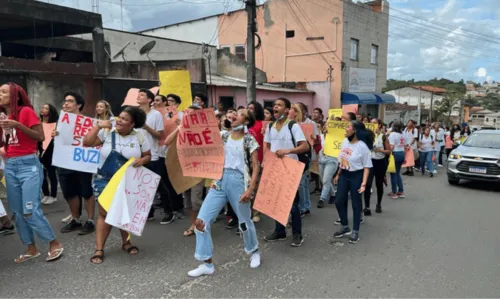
top-left (429, 92), bottom-right (434, 122)
top-left (245, 0), bottom-right (257, 104)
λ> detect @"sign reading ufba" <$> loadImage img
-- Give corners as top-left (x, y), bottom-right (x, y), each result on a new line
top-left (349, 67), bottom-right (376, 93)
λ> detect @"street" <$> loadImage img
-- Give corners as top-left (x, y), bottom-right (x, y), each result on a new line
top-left (1, 173), bottom-right (499, 298)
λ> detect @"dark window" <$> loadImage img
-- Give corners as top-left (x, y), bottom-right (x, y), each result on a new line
top-left (220, 46), bottom-right (231, 54)
top-left (220, 96), bottom-right (234, 110)
top-left (264, 100), bottom-right (274, 108)
top-left (286, 30), bottom-right (295, 38)
top-left (235, 45), bottom-right (245, 60)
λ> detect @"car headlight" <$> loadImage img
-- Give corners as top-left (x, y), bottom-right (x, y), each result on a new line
top-left (449, 154), bottom-right (462, 159)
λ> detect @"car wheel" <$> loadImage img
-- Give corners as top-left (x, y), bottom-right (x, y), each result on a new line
top-left (448, 177), bottom-right (460, 185)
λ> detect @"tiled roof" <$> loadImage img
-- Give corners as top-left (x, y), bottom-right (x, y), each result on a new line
top-left (410, 85), bottom-right (447, 94)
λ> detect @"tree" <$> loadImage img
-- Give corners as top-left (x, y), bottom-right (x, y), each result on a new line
top-left (435, 92), bottom-right (462, 125)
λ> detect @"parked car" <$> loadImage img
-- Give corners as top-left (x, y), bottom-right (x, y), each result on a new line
top-left (447, 130), bottom-right (500, 185)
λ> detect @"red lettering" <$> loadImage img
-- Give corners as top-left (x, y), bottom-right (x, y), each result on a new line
top-left (131, 212), bottom-right (141, 224)
top-left (83, 118), bottom-right (93, 128)
top-left (178, 131), bottom-right (188, 144)
top-left (61, 113), bottom-right (70, 124)
top-left (133, 168), bottom-right (143, 180)
top-left (142, 173), bottom-right (152, 185)
top-left (202, 129), bottom-right (214, 145)
top-left (71, 136), bottom-right (82, 146)
top-left (187, 132), bottom-right (202, 146)
top-left (73, 124), bottom-right (83, 137)
top-left (200, 112), bottom-right (208, 125)
top-left (189, 114), bottom-right (199, 126)
top-left (75, 114), bottom-right (84, 126)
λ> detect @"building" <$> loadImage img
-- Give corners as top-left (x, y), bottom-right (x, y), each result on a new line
top-left (385, 86), bottom-right (447, 108)
top-left (140, 0), bottom-right (393, 117)
top-left (483, 112), bottom-right (500, 129)
top-left (469, 108), bottom-right (494, 127)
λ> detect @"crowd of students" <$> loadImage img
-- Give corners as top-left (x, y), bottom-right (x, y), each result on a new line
top-left (0, 81), bottom-right (470, 276)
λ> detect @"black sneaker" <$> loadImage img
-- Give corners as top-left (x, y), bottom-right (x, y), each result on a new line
top-left (364, 208), bottom-right (372, 216)
top-left (333, 226), bottom-right (352, 238)
top-left (349, 231), bottom-right (360, 244)
top-left (300, 210), bottom-right (311, 218)
top-left (317, 200), bottom-right (325, 209)
top-left (78, 221), bottom-right (95, 235)
top-left (407, 172), bottom-right (415, 177)
top-left (0, 225), bottom-right (15, 236)
top-left (176, 210), bottom-right (185, 219)
top-left (429, 173), bottom-right (434, 178)
top-left (291, 235), bottom-right (304, 247)
top-left (334, 218), bottom-right (342, 225)
top-left (264, 232), bottom-right (287, 242)
top-left (60, 219), bottom-right (82, 233)
top-left (160, 213), bottom-right (175, 225)
top-left (375, 205), bottom-right (382, 213)
top-left (225, 218), bottom-right (238, 229)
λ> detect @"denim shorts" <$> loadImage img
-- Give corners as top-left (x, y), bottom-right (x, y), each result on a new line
top-left (93, 175), bottom-right (110, 199)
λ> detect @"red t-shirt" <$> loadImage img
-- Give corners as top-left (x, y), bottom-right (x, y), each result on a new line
top-left (248, 120), bottom-right (264, 163)
top-left (4, 107), bottom-right (40, 158)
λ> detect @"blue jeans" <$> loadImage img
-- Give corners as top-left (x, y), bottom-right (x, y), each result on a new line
top-left (420, 151), bottom-right (434, 174)
top-left (390, 151), bottom-right (405, 194)
top-left (5, 154), bottom-right (55, 245)
top-left (194, 169), bottom-right (258, 261)
top-left (299, 171), bottom-right (311, 212)
top-left (335, 170), bottom-right (363, 231)
top-left (318, 154), bottom-right (339, 202)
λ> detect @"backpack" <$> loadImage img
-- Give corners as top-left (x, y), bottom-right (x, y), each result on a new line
top-left (268, 120), bottom-right (311, 172)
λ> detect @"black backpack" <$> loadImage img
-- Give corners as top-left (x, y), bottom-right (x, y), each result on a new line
top-left (268, 120), bottom-right (311, 172)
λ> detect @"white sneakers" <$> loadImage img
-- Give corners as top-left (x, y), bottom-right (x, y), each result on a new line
top-left (61, 214), bottom-right (73, 223)
top-left (42, 196), bottom-right (57, 205)
top-left (188, 264), bottom-right (215, 277)
top-left (188, 252), bottom-right (261, 277)
top-left (250, 252), bottom-right (261, 269)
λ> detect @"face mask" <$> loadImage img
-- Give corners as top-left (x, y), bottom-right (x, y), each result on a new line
top-left (232, 124), bottom-right (245, 131)
top-left (192, 102), bottom-right (199, 108)
top-left (224, 119), bottom-right (231, 129)
top-left (277, 114), bottom-right (285, 121)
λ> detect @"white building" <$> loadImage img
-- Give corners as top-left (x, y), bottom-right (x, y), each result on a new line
top-left (384, 86), bottom-right (446, 108)
top-left (484, 112), bottom-right (500, 128)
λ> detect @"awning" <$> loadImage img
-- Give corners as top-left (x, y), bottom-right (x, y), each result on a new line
top-left (341, 92), bottom-right (396, 105)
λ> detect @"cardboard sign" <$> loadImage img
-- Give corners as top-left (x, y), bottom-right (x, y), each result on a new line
top-left (328, 108), bottom-right (342, 119)
top-left (253, 152), bottom-right (305, 226)
top-left (300, 124), bottom-right (315, 145)
top-left (42, 123), bottom-right (56, 151)
top-left (105, 163), bottom-right (161, 236)
top-left (161, 106), bottom-right (179, 145)
top-left (342, 104), bottom-right (358, 117)
top-left (159, 70), bottom-right (192, 111)
top-left (52, 112), bottom-right (100, 173)
top-left (402, 148), bottom-right (415, 167)
top-left (177, 108), bottom-right (224, 180)
top-left (122, 87), bottom-right (159, 106)
top-left (99, 158), bottom-right (136, 212)
top-left (166, 139), bottom-right (203, 194)
top-left (323, 121), bottom-right (376, 158)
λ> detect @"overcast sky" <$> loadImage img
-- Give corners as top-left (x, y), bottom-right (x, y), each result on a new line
top-left (40, 0), bottom-right (500, 83)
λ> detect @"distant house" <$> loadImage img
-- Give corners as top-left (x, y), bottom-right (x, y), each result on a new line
top-left (384, 85), bottom-right (446, 108)
top-left (469, 108), bottom-right (494, 127)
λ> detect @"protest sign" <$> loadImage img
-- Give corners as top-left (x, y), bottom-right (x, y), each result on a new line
top-left (328, 108), bottom-right (342, 119)
top-left (52, 112), bottom-right (100, 173)
top-left (254, 152), bottom-right (305, 226)
top-left (402, 148), bottom-right (415, 167)
top-left (323, 121), bottom-right (376, 157)
top-left (99, 158), bottom-right (136, 211)
top-left (122, 87), bottom-right (159, 106)
top-left (0, 200), bottom-right (6, 217)
top-left (300, 124), bottom-right (315, 145)
top-left (42, 123), bottom-right (56, 151)
top-left (159, 70), bottom-right (192, 111)
top-left (342, 104), bottom-right (358, 116)
top-left (166, 139), bottom-right (203, 194)
top-left (177, 108), bottom-right (224, 180)
top-left (106, 163), bottom-right (161, 236)
top-left (161, 106), bottom-right (179, 145)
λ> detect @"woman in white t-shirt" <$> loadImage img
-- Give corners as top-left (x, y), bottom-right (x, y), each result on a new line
top-left (333, 121), bottom-right (373, 244)
top-left (83, 106), bottom-right (151, 264)
top-left (388, 121), bottom-right (407, 199)
top-left (187, 109), bottom-right (261, 277)
top-left (418, 127), bottom-right (435, 177)
top-left (432, 122), bottom-right (445, 169)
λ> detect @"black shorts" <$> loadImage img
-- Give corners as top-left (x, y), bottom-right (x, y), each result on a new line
top-left (57, 168), bottom-right (94, 200)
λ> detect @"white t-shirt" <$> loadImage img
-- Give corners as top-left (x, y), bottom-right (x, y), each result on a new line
top-left (223, 136), bottom-right (246, 174)
top-left (97, 129), bottom-right (151, 168)
top-left (338, 139), bottom-right (373, 171)
top-left (431, 128), bottom-right (445, 147)
top-left (264, 119), bottom-right (306, 161)
top-left (138, 109), bottom-right (164, 161)
top-left (419, 135), bottom-right (435, 152)
top-left (403, 128), bottom-right (418, 149)
top-left (372, 133), bottom-right (386, 160)
top-left (0, 156), bottom-right (4, 170)
top-left (389, 132), bottom-right (406, 152)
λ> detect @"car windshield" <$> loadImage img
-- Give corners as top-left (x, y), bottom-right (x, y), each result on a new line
top-left (462, 133), bottom-right (500, 149)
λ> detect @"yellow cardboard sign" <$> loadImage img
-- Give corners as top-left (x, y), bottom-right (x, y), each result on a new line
top-left (323, 121), bottom-right (376, 157)
top-left (328, 109), bottom-right (342, 119)
top-left (98, 158), bottom-right (136, 212)
top-left (159, 70), bottom-right (193, 111)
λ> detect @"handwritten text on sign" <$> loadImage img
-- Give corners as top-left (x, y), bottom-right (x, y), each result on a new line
top-left (253, 152), bottom-right (305, 226)
top-left (177, 108), bottom-right (224, 180)
top-left (105, 165), bottom-right (160, 236)
top-left (52, 112), bottom-right (100, 173)
top-left (323, 121), bottom-right (376, 158)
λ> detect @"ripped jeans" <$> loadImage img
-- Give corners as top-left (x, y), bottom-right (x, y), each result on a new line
top-left (5, 154), bottom-right (55, 245)
top-left (194, 168), bottom-right (258, 261)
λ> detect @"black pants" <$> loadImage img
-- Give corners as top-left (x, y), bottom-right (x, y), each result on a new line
top-left (42, 164), bottom-right (58, 198)
top-left (446, 148), bottom-right (452, 159)
top-left (163, 157), bottom-right (184, 212)
top-left (364, 158), bottom-right (388, 208)
top-left (438, 145), bottom-right (444, 165)
top-left (147, 159), bottom-right (172, 217)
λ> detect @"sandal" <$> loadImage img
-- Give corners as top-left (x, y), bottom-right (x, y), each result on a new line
top-left (122, 242), bottom-right (139, 255)
top-left (14, 252), bottom-right (41, 264)
top-left (183, 228), bottom-right (195, 236)
top-left (46, 247), bottom-right (64, 262)
top-left (90, 249), bottom-right (104, 264)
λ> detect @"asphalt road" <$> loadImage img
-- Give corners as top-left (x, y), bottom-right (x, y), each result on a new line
top-left (1, 171), bottom-right (499, 298)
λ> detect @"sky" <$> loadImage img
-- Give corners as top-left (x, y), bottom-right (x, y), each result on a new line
top-left (39, 0), bottom-right (500, 83)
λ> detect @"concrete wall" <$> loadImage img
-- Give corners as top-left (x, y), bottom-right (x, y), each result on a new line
top-left (385, 87), bottom-right (443, 108)
top-left (140, 17), bottom-right (220, 46)
top-left (208, 86), bottom-right (314, 111)
top-left (217, 50), bottom-right (267, 83)
top-left (341, 0), bottom-right (389, 93)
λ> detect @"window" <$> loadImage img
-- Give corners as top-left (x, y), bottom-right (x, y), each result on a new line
top-left (350, 39), bottom-right (359, 61)
top-left (286, 30), bottom-right (295, 38)
top-left (220, 45), bottom-right (231, 54)
top-left (371, 44), bottom-right (378, 65)
top-left (234, 45), bottom-right (246, 60)
top-left (219, 96), bottom-right (234, 110)
top-left (264, 100), bottom-right (274, 108)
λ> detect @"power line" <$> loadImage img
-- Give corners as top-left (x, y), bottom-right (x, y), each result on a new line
top-left (100, 0), bottom-right (227, 7)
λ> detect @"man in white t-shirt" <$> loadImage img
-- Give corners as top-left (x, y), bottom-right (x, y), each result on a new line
top-left (263, 97), bottom-right (309, 247)
top-left (136, 89), bottom-right (171, 223)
